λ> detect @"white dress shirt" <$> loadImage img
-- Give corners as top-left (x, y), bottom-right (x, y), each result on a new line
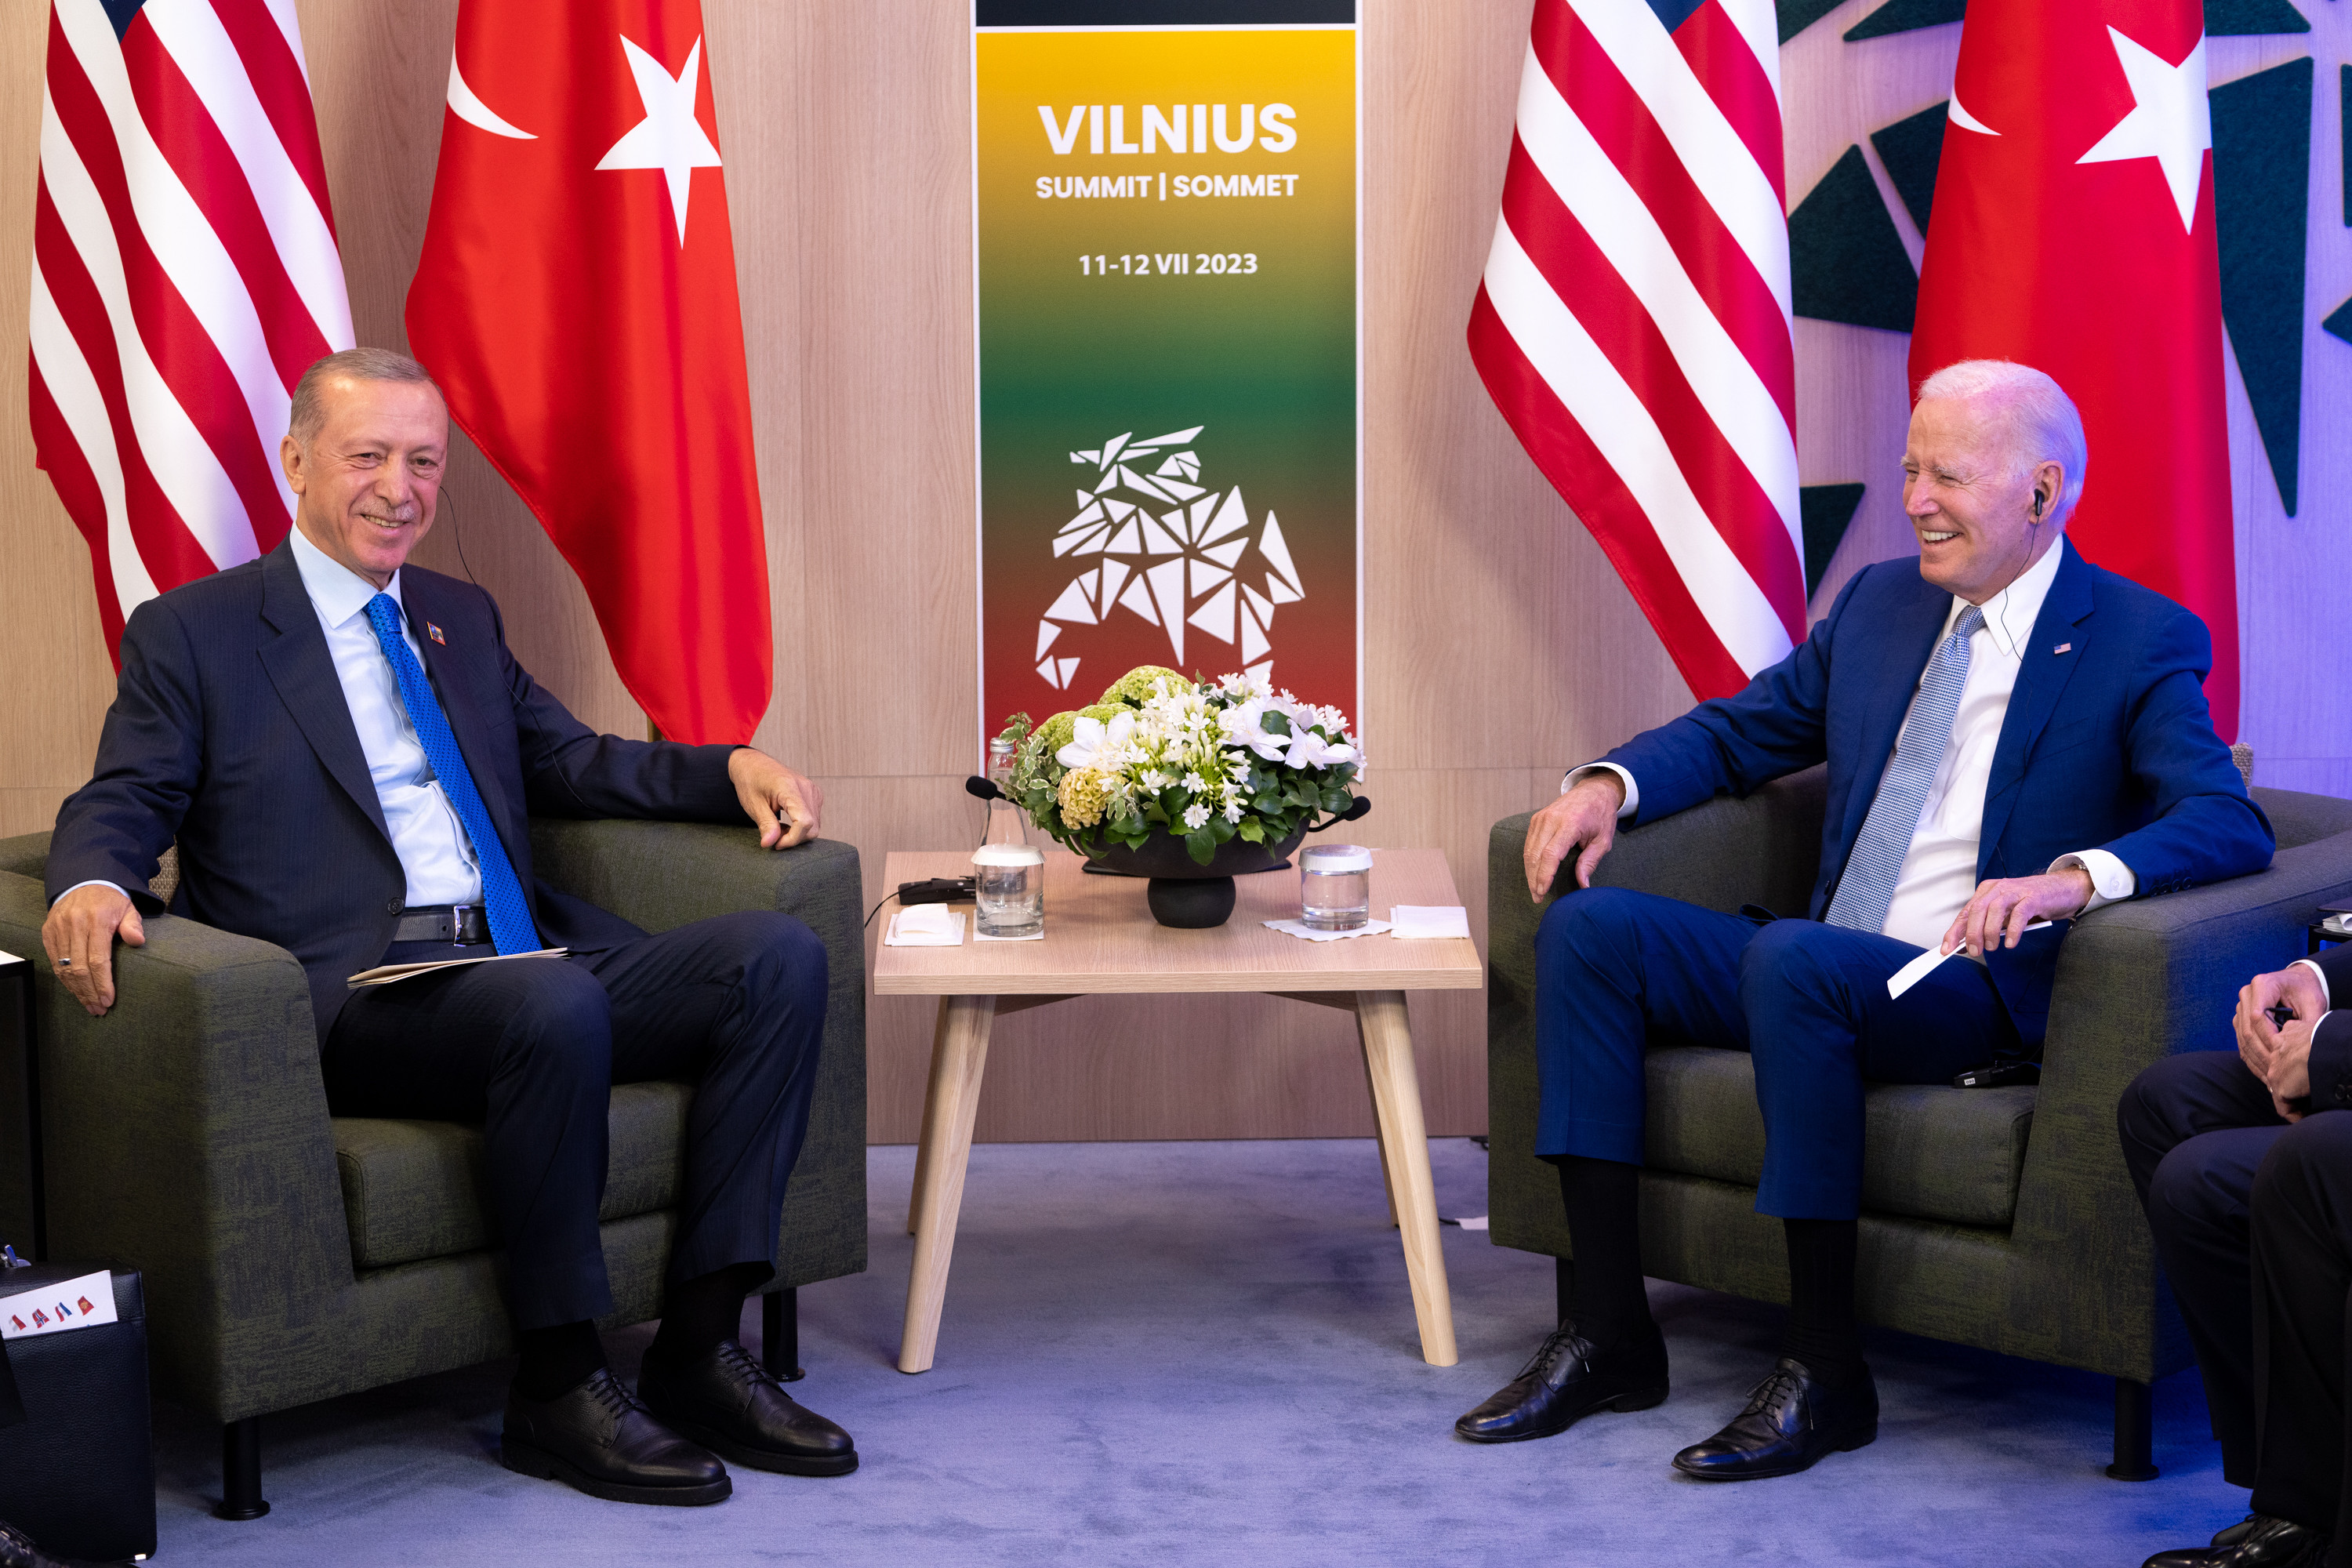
top-left (63, 532), bottom-right (486, 911)
top-left (1566, 541), bottom-right (2134, 953)
top-left (285, 528), bottom-right (485, 907)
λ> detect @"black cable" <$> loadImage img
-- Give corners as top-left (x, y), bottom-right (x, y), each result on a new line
top-left (863, 893), bottom-right (899, 931)
top-left (442, 486), bottom-right (481, 586)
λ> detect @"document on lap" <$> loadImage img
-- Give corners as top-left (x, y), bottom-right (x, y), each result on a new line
top-left (1886, 923), bottom-right (2053, 1000)
top-left (347, 949), bottom-right (570, 987)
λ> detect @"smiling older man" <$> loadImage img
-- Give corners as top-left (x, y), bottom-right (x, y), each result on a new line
top-left (40, 348), bottom-right (854, 1508)
top-left (1454, 360), bottom-right (2272, 1480)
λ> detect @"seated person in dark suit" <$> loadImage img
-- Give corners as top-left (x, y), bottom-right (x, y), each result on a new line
top-left (1457, 361), bottom-right (2273, 1479)
top-left (2123, 949), bottom-right (2352, 1568)
top-left (38, 348), bottom-right (851, 1507)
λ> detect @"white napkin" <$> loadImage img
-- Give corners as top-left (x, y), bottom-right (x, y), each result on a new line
top-left (1389, 905), bottom-right (1471, 940)
top-left (1264, 918), bottom-right (1394, 942)
top-left (886, 906), bottom-right (965, 946)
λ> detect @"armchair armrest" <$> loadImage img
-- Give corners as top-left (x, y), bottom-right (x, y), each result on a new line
top-left (0, 871), bottom-right (352, 1419)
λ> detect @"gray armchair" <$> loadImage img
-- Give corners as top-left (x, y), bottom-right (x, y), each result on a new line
top-left (0, 821), bottom-right (867, 1518)
top-left (1487, 768), bottom-right (2352, 1475)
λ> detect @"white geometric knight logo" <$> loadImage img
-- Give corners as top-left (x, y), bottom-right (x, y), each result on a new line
top-left (1033, 425), bottom-right (1306, 691)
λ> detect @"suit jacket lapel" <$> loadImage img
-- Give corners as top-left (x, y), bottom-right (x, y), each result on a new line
top-left (1978, 539), bottom-right (2095, 865)
top-left (1834, 574), bottom-right (1951, 862)
top-left (256, 542), bottom-right (391, 843)
top-left (401, 575), bottom-right (527, 860)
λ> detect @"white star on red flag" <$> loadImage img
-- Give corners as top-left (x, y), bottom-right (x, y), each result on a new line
top-left (2076, 25), bottom-right (2212, 234)
top-left (595, 35), bottom-right (722, 247)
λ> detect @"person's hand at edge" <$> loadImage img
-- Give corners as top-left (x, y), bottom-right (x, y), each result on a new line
top-left (1939, 868), bottom-right (2092, 958)
top-left (1524, 772), bottom-right (1624, 903)
top-left (2238, 964), bottom-right (2327, 1123)
top-left (39, 883), bottom-right (144, 1018)
top-left (729, 747), bottom-right (824, 849)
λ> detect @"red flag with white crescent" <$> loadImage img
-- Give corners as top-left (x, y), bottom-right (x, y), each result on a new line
top-left (1910, 0), bottom-right (2237, 737)
top-left (405, 0), bottom-right (771, 744)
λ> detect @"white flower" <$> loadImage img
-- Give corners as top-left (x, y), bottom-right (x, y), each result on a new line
top-left (1182, 801), bottom-right (1211, 831)
top-left (1182, 771), bottom-right (1206, 793)
top-left (1283, 728), bottom-right (1358, 770)
top-left (1057, 711), bottom-right (1134, 771)
top-left (1222, 800), bottom-right (1243, 823)
top-left (1218, 699), bottom-right (1291, 762)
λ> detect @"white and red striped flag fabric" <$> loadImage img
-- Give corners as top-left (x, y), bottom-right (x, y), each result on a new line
top-left (28, 0), bottom-right (354, 656)
top-left (1468, 0), bottom-right (1805, 702)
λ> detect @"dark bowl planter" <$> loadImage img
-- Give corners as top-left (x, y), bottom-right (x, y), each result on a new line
top-left (1080, 829), bottom-right (1308, 929)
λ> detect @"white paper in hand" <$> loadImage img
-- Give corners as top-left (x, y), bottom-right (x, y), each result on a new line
top-left (1886, 920), bottom-right (2054, 1000)
top-left (1, 1270), bottom-right (118, 1341)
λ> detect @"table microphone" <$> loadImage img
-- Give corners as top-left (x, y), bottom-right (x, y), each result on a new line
top-left (966, 775), bottom-right (1000, 801)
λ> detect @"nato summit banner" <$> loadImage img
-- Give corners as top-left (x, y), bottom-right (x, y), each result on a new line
top-left (973, 1), bottom-right (1360, 740)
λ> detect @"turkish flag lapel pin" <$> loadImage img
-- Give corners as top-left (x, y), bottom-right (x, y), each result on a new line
top-left (427, 622), bottom-right (446, 645)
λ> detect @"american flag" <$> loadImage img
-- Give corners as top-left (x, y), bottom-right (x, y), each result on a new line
top-left (1468, 0), bottom-right (1805, 701)
top-left (27, 0), bottom-right (353, 653)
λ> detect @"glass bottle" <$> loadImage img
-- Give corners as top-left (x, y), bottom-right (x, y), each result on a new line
top-left (984, 736), bottom-right (1028, 846)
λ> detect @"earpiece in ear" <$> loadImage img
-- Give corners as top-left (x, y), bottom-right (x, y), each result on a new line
top-left (2031, 492), bottom-right (2044, 520)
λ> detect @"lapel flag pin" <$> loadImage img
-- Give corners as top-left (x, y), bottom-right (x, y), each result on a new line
top-left (426, 622), bottom-right (446, 645)
top-left (2053, 643), bottom-right (2071, 655)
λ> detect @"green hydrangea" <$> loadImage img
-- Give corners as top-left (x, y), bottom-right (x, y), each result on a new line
top-left (1099, 665), bottom-right (1188, 707)
top-left (1079, 702), bottom-right (1124, 724)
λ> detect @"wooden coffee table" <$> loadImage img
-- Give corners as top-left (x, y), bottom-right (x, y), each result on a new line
top-left (874, 846), bottom-right (1482, 1373)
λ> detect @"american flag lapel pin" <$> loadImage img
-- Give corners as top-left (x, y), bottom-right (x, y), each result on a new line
top-left (2053, 642), bottom-right (2072, 655)
top-left (427, 622), bottom-right (446, 645)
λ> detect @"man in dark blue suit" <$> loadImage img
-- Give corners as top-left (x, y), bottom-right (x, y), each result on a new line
top-left (38, 349), bottom-right (855, 1507)
top-left (2122, 948), bottom-right (2352, 1568)
top-left (1456, 361), bottom-right (2272, 1479)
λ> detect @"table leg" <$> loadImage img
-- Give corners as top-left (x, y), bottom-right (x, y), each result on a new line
top-left (899, 994), bottom-right (997, 1374)
top-left (1354, 989), bottom-right (1458, 1367)
top-left (1355, 1042), bottom-right (1399, 1229)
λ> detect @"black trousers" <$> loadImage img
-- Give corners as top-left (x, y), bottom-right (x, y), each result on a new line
top-left (2119, 1050), bottom-right (2290, 1487)
top-left (2249, 1112), bottom-right (2352, 1540)
top-left (320, 910), bottom-right (827, 1330)
top-left (0, 1337), bottom-right (18, 1427)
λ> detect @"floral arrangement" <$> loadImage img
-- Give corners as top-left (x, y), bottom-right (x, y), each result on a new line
top-left (999, 666), bottom-right (1363, 866)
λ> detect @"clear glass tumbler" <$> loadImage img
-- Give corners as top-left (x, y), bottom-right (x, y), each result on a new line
top-left (972, 844), bottom-right (1045, 937)
top-left (1299, 844), bottom-right (1372, 931)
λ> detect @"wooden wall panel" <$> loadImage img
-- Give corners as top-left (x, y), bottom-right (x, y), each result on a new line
top-left (13, 2), bottom-right (2337, 1138)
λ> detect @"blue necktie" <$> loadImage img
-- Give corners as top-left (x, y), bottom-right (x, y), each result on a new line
top-left (361, 593), bottom-right (541, 954)
top-left (1824, 604), bottom-right (1987, 937)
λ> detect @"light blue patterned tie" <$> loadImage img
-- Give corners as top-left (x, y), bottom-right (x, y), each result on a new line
top-left (361, 593), bottom-right (541, 955)
top-left (1825, 604), bottom-right (1986, 936)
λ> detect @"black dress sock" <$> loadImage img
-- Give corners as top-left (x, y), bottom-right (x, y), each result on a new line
top-left (514, 1319), bottom-right (608, 1402)
top-left (1554, 1156), bottom-right (1655, 1346)
top-left (648, 1261), bottom-right (770, 1367)
top-left (1780, 1218), bottom-right (1866, 1384)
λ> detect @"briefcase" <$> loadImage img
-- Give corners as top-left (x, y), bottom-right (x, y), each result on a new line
top-left (0, 1264), bottom-right (156, 1564)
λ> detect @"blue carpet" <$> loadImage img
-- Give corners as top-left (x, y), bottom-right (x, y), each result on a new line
top-left (143, 1139), bottom-right (2242, 1565)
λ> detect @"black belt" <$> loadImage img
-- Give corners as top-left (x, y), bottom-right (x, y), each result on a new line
top-left (390, 905), bottom-right (492, 945)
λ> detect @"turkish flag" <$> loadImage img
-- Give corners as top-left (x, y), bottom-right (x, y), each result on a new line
top-left (1910, 0), bottom-right (2236, 738)
top-left (405, 0), bottom-right (771, 744)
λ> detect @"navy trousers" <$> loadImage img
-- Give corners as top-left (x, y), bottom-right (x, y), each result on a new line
top-left (1534, 887), bottom-right (2016, 1220)
top-left (2118, 1049), bottom-right (2291, 1489)
top-left (320, 910), bottom-right (828, 1330)
top-left (2247, 1110), bottom-right (2352, 1541)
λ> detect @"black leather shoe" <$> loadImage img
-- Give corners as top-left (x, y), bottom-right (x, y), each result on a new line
top-left (503, 1367), bottom-right (732, 1505)
top-left (0, 1519), bottom-right (82, 1568)
top-left (638, 1339), bottom-right (858, 1476)
top-left (1454, 1320), bottom-right (1669, 1443)
top-left (2142, 1515), bottom-right (2329, 1567)
top-left (1670, 1356), bottom-right (1877, 1481)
